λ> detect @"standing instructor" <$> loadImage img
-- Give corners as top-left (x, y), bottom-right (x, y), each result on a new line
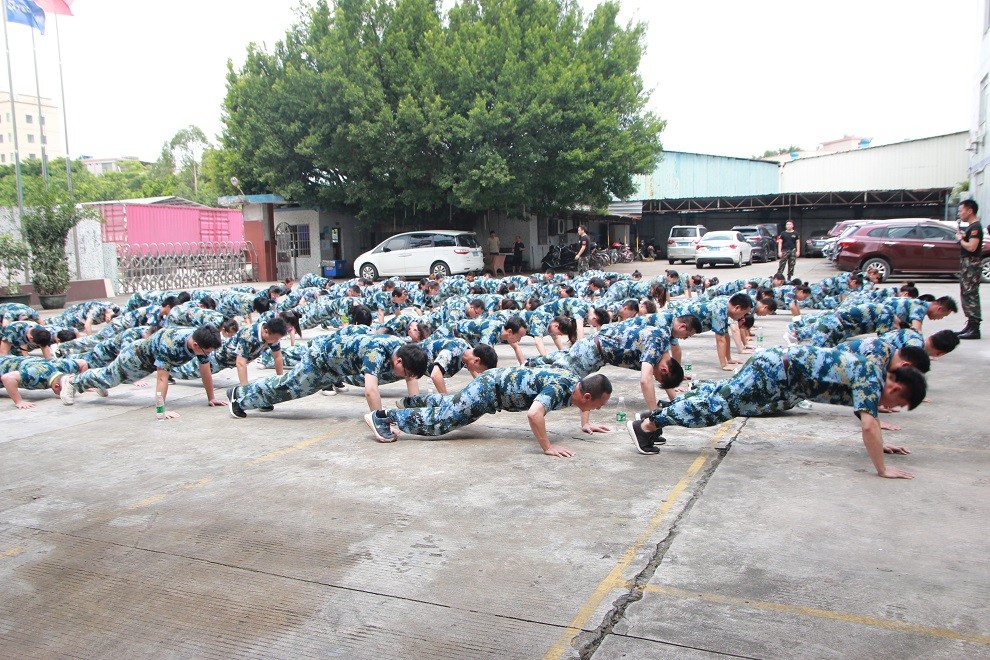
top-left (955, 199), bottom-right (983, 339)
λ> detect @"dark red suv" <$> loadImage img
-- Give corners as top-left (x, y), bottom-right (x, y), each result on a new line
top-left (834, 219), bottom-right (990, 282)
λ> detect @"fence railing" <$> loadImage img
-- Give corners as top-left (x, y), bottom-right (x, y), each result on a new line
top-left (116, 241), bottom-right (259, 293)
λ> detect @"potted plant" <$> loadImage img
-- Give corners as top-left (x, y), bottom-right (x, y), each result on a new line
top-left (22, 189), bottom-right (83, 310)
top-left (0, 232), bottom-right (32, 304)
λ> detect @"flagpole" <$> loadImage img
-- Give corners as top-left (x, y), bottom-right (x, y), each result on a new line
top-left (29, 27), bottom-right (47, 185)
top-left (1, 8), bottom-right (25, 216)
top-left (53, 13), bottom-right (69, 198)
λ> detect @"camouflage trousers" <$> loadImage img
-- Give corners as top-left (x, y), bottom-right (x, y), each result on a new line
top-left (649, 350), bottom-right (794, 428)
top-left (233, 350), bottom-right (343, 411)
top-left (73, 349), bottom-right (155, 393)
top-left (960, 256), bottom-right (982, 321)
top-left (525, 340), bottom-right (601, 378)
top-left (77, 342), bottom-right (124, 368)
top-left (259, 343), bottom-right (307, 368)
top-left (386, 378), bottom-right (501, 437)
top-left (171, 354), bottom-right (232, 380)
top-left (5, 357), bottom-right (83, 389)
top-left (777, 250), bottom-right (797, 279)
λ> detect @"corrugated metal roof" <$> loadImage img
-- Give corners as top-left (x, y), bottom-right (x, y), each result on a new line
top-left (83, 196), bottom-right (207, 207)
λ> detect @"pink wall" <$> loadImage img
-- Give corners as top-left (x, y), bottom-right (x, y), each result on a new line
top-left (97, 203), bottom-right (244, 246)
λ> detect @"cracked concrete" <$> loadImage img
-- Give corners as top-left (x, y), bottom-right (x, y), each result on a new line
top-left (1, 260), bottom-right (987, 657)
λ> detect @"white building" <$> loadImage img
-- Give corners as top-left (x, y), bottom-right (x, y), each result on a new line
top-left (970, 1), bottom-right (990, 213)
top-left (0, 91), bottom-right (63, 166)
top-left (80, 156), bottom-right (146, 175)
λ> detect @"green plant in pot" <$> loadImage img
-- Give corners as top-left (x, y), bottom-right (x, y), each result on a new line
top-left (22, 189), bottom-right (84, 309)
top-left (0, 232), bottom-right (31, 298)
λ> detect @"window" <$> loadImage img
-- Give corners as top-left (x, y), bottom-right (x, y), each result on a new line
top-left (25, 114), bottom-right (33, 124)
top-left (867, 227), bottom-right (889, 238)
top-left (408, 233), bottom-right (433, 249)
top-left (41, 136), bottom-right (46, 145)
top-left (919, 224), bottom-right (954, 240)
top-left (0, 154), bottom-right (5, 163)
top-left (382, 236), bottom-right (409, 252)
top-left (0, 135), bottom-right (4, 143)
top-left (28, 153), bottom-right (35, 159)
top-left (27, 134), bottom-right (34, 143)
top-left (981, 76), bottom-right (989, 128)
top-left (886, 226), bottom-right (916, 239)
top-left (456, 234), bottom-right (479, 248)
top-left (289, 224), bottom-right (311, 257)
top-left (432, 233), bottom-right (456, 247)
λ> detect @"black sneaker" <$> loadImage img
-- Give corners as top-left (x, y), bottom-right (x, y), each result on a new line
top-left (227, 386), bottom-right (246, 419)
top-left (627, 419), bottom-right (665, 455)
top-left (634, 410), bottom-right (653, 421)
top-left (364, 411), bottom-right (397, 442)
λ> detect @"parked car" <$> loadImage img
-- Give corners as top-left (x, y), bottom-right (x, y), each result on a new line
top-left (666, 225), bottom-right (708, 264)
top-left (834, 219), bottom-right (990, 282)
top-left (353, 230), bottom-right (484, 279)
top-left (695, 231), bottom-right (753, 268)
top-left (804, 230), bottom-right (830, 257)
top-left (823, 220), bottom-right (874, 261)
top-left (731, 225), bottom-right (776, 262)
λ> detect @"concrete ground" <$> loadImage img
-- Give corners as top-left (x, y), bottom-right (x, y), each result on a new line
top-left (1, 257), bottom-right (987, 658)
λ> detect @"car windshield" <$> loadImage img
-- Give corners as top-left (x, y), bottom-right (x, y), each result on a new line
top-left (733, 228), bottom-right (758, 236)
top-left (670, 227), bottom-right (701, 238)
top-left (455, 234), bottom-right (479, 248)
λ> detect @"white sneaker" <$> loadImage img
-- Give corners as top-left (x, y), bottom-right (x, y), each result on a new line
top-left (321, 389), bottom-right (337, 397)
top-left (59, 375), bottom-right (75, 405)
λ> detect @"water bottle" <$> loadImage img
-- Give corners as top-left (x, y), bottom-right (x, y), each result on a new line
top-left (757, 330), bottom-right (764, 344)
top-left (684, 358), bottom-right (693, 376)
top-left (615, 396), bottom-right (627, 423)
top-left (155, 392), bottom-right (166, 421)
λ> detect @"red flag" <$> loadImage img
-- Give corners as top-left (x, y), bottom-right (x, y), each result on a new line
top-left (34, 0), bottom-right (72, 15)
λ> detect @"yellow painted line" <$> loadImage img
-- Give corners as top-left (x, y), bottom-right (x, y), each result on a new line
top-left (642, 584), bottom-right (990, 645)
top-left (250, 432), bottom-right (335, 465)
top-left (183, 478), bottom-right (212, 490)
top-left (1, 546), bottom-right (25, 559)
top-left (543, 421), bottom-right (734, 660)
top-left (128, 494), bottom-right (167, 509)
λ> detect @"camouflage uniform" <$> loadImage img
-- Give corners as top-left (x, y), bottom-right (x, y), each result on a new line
top-left (165, 303), bottom-right (224, 328)
top-left (882, 298), bottom-right (929, 328)
top-left (76, 327), bottom-right (151, 368)
top-left (298, 273), bottom-right (331, 289)
top-left (71, 328), bottom-right (209, 393)
top-left (170, 319), bottom-right (281, 379)
top-left (385, 366), bottom-right (577, 437)
top-left (802, 303), bottom-right (896, 347)
top-left (299, 296), bottom-right (358, 330)
top-left (679, 297), bottom-right (732, 335)
top-left (1, 321), bottom-right (47, 356)
top-left (526, 323), bottom-right (670, 378)
top-left (232, 333), bottom-right (411, 411)
top-left (418, 337), bottom-right (474, 378)
top-left (959, 219), bottom-right (984, 323)
top-left (835, 329), bottom-right (924, 370)
top-left (0, 303), bottom-right (39, 325)
top-left (213, 291), bottom-right (258, 319)
top-left (47, 301), bottom-right (116, 331)
top-left (0, 355), bottom-right (84, 389)
top-left (277, 286), bottom-right (323, 312)
top-left (433, 317), bottom-right (506, 346)
top-left (649, 346), bottom-right (883, 429)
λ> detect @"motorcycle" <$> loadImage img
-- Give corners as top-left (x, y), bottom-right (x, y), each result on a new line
top-left (541, 244), bottom-right (579, 271)
top-left (639, 241), bottom-right (657, 261)
top-left (612, 241), bottom-right (635, 263)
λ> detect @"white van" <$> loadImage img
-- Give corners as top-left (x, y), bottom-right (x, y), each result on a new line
top-left (354, 230), bottom-right (484, 279)
top-left (666, 225), bottom-right (708, 264)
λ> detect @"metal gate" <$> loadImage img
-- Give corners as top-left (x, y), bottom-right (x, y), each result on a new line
top-left (275, 222), bottom-right (295, 281)
top-left (116, 241), bottom-right (258, 293)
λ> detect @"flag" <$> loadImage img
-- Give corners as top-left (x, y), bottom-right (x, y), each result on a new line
top-left (34, 0), bottom-right (71, 16)
top-left (6, 0), bottom-right (46, 34)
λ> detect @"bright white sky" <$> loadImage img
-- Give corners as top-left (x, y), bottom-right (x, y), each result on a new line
top-left (0, 0), bottom-right (981, 162)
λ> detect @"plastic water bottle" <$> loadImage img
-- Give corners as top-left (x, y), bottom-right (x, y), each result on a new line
top-left (684, 359), bottom-right (693, 376)
top-left (615, 396), bottom-right (627, 423)
top-left (155, 392), bottom-right (166, 421)
top-left (757, 330), bottom-right (764, 344)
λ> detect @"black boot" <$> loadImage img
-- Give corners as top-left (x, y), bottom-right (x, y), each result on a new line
top-left (956, 319), bottom-right (974, 336)
top-left (958, 320), bottom-right (981, 340)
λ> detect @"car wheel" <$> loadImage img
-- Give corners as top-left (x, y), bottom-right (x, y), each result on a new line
top-left (359, 263), bottom-right (379, 280)
top-left (981, 256), bottom-right (990, 283)
top-left (668, 259), bottom-right (676, 265)
top-left (860, 257), bottom-right (890, 282)
top-left (431, 261), bottom-right (451, 277)
top-left (696, 261), bottom-right (704, 268)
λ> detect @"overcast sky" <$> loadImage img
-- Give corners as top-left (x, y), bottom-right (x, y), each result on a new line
top-left (0, 0), bottom-right (981, 163)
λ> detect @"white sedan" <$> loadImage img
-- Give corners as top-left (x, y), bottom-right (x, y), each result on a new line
top-left (695, 231), bottom-right (753, 268)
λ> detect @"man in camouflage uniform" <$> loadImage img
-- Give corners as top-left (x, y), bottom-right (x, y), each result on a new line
top-left (793, 302), bottom-right (897, 347)
top-left (0, 302), bottom-right (39, 326)
top-left (882, 296), bottom-right (956, 332)
top-left (433, 315), bottom-right (529, 365)
top-left (170, 317), bottom-right (287, 406)
top-left (47, 300), bottom-right (119, 335)
top-left (955, 199), bottom-right (983, 339)
top-left (0, 355), bottom-right (86, 409)
top-left (527, 315), bottom-right (698, 421)
top-left (0, 321), bottom-right (54, 358)
top-left (365, 367), bottom-right (612, 457)
top-left (415, 337), bottom-right (498, 393)
top-left (73, 326), bottom-right (154, 368)
top-left (672, 293), bottom-right (755, 370)
top-left (628, 345), bottom-right (926, 480)
top-left (59, 325), bottom-right (223, 417)
top-left (227, 332), bottom-right (428, 418)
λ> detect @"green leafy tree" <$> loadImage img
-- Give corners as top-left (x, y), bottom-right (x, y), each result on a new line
top-left (756, 145), bottom-right (802, 159)
top-left (221, 0), bottom-right (664, 222)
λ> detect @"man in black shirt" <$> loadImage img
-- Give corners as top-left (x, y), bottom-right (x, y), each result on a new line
top-left (955, 199), bottom-right (984, 339)
top-left (776, 220), bottom-right (800, 279)
top-left (575, 225), bottom-right (591, 273)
